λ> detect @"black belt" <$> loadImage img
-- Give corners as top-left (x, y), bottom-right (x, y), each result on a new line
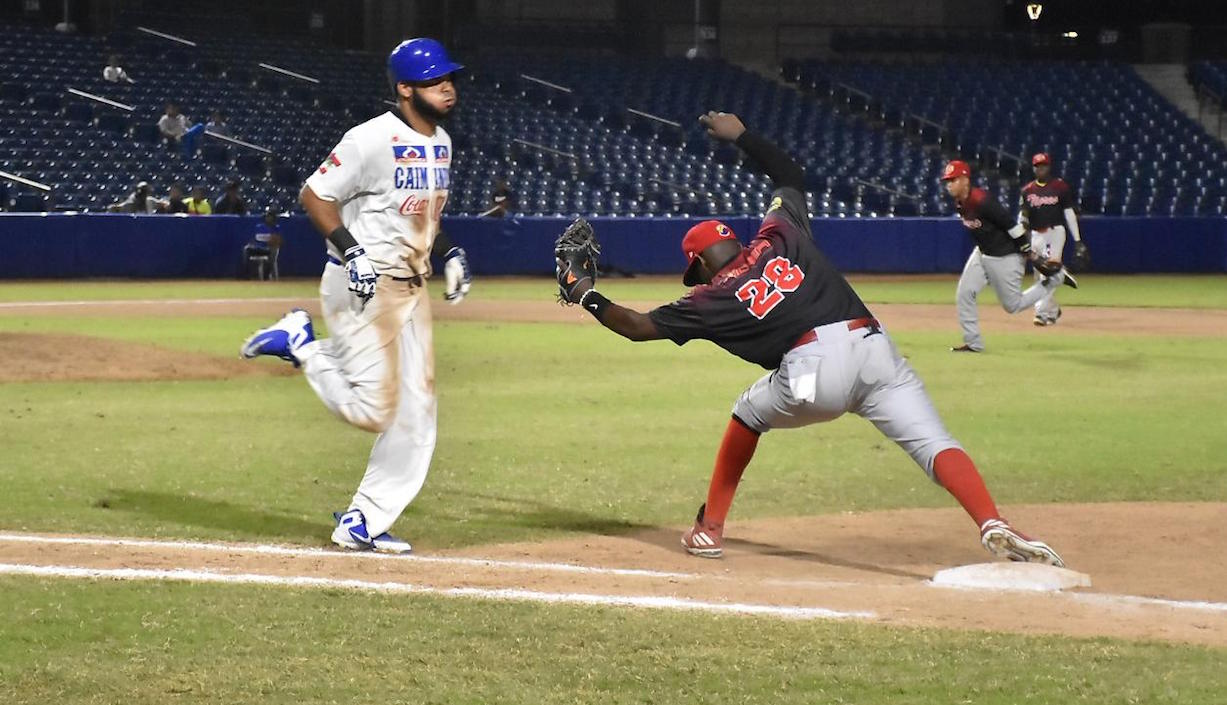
top-left (327, 255), bottom-right (424, 287)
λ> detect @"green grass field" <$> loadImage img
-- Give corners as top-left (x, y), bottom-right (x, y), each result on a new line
top-left (2, 276), bottom-right (1225, 702)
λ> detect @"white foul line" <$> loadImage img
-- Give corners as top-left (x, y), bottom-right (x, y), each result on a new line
top-left (0, 563), bottom-right (874, 621)
top-left (0, 533), bottom-right (695, 580)
top-left (0, 297), bottom-right (309, 309)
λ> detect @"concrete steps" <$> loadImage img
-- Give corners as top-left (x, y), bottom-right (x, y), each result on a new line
top-left (1133, 63), bottom-right (1225, 144)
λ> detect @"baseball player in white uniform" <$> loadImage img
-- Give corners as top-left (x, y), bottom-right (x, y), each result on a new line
top-left (240, 38), bottom-right (470, 554)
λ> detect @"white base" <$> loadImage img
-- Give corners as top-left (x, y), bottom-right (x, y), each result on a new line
top-left (932, 562), bottom-right (1091, 592)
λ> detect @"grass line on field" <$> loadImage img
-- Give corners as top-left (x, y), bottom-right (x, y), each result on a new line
top-left (0, 562), bottom-right (875, 621)
top-left (0, 532), bottom-right (694, 579)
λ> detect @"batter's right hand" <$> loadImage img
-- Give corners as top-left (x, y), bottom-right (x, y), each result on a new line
top-left (344, 245), bottom-right (378, 308)
top-left (699, 111), bottom-right (746, 142)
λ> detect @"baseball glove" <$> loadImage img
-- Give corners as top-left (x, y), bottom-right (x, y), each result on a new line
top-left (1071, 241), bottom-right (1092, 273)
top-left (555, 217), bottom-right (601, 305)
top-left (1033, 258), bottom-right (1063, 278)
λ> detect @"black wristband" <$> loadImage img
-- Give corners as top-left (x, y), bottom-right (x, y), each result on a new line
top-left (327, 226), bottom-right (360, 259)
top-left (579, 290), bottom-right (612, 322)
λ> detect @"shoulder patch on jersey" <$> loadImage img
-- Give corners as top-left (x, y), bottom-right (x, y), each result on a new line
top-left (768, 196), bottom-right (783, 212)
top-left (393, 145), bottom-right (428, 163)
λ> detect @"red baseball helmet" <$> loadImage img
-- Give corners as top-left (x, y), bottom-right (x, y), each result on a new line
top-left (941, 160), bottom-right (970, 181)
top-left (1031, 152), bottom-right (1051, 166)
top-left (681, 220), bottom-right (738, 286)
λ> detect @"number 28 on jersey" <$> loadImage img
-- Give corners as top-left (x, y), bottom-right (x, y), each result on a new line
top-left (735, 256), bottom-right (805, 319)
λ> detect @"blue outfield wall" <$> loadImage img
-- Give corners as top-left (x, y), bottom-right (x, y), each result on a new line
top-left (0, 213), bottom-right (1224, 278)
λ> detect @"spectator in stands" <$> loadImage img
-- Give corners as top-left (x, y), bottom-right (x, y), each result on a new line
top-left (184, 185), bottom-right (213, 215)
top-left (213, 180), bottom-right (248, 215)
top-left (158, 183), bottom-right (189, 214)
top-left (485, 179), bottom-right (517, 217)
top-left (108, 181), bottom-right (157, 213)
top-left (0, 180), bottom-right (8, 211)
top-left (103, 54), bottom-right (134, 84)
top-left (243, 210), bottom-right (283, 279)
top-left (157, 102), bottom-right (205, 158)
top-left (205, 110), bottom-right (232, 138)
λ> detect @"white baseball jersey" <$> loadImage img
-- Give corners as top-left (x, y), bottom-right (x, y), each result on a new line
top-left (305, 112), bottom-right (451, 279)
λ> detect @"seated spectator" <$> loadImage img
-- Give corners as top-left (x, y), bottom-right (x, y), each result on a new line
top-left (484, 178), bottom-right (517, 217)
top-left (158, 183), bottom-right (189, 214)
top-left (213, 181), bottom-right (248, 215)
top-left (205, 110), bottom-right (232, 138)
top-left (243, 210), bottom-right (283, 280)
top-left (157, 102), bottom-right (205, 158)
top-left (108, 181), bottom-right (157, 213)
top-left (103, 54), bottom-right (134, 84)
top-left (184, 185), bottom-right (213, 215)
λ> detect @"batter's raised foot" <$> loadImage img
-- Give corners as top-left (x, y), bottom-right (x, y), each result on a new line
top-left (681, 503), bottom-right (724, 558)
top-left (239, 309), bottom-right (314, 367)
top-left (979, 518), bottom-right (1064, 567)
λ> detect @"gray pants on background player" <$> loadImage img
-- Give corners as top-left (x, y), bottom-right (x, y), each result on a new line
top-left (1030, 225), bottom-right (1067, 321)
top-left (956, 247), bottom-right (1061, 352)
top-left (733, 321), bottom-right (960, 478)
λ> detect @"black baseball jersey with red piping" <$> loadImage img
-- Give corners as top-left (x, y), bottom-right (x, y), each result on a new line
top-left (956, 187), bottom-right (1025, 257)
top-left (649, 187), bottom-right (873, 370)
top-left (1020, 178), bottom-right (1075, 230)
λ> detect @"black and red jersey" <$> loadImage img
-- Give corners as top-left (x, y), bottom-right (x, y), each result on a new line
top-left (1019, 178), bottom-right (1075, 231)
top-left (649, 187), bottom-right (873, 370)
top-left (955, 187), bottom-right (1027, 257)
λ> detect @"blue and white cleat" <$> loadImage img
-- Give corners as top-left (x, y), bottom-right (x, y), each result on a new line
top-left (240, 309), bottom-right (314, 367)
top-left (331, 510), bottom-right (412, 554)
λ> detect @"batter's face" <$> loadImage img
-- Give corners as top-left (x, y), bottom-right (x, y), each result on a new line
top-left (1034, 163), bottom-right (1051, 181)
top-left (399, 76), bottom-right (457, 121)
top-left (944, 176), bottom-right (970, 200)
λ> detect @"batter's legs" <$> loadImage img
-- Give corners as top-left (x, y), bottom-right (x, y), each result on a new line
top-left (296, 264), bottom-right (410, 433)
top-left (956, 248), bottom-right (989, 351)
top-left (346, 297), bottom-right (438, 538)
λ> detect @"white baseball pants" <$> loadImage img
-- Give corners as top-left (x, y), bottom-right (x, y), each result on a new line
top-left (1030, 225), bottom-right (1067, 320)
top-left (732, 321), bottom-right (961, 478)
top-left (956, 247), bottom-right (1061, 351)
top-left (295, 262), bottom-right (437, 537)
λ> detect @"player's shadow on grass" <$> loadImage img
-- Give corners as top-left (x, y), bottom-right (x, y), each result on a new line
top-left (95, 489), bottom-right (321, 540)
top-left (432, 490), bottom-right (660, 536)
top-left (719, 537), bottom-right (930, 580)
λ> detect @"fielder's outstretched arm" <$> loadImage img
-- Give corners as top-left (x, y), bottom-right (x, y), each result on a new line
top-left (699, 111), bottom-right (804, 191)
top-left (582, 294), bottom-right (664, 341)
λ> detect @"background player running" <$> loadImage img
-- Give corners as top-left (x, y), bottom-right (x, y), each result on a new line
top-left (240, 38), bottom-right (470, 554)
top-left (556, 111), bottom-right (1065, 567)
top-left (942, 160), bottom-right (1077, 353)
top-left (1019, 153), bottom-right (1090, 326)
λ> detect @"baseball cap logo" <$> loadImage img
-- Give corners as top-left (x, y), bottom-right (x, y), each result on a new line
top-left (943, 163), bottom-right (955, 178)
top-left (716, 224), bottom-right (730, 238)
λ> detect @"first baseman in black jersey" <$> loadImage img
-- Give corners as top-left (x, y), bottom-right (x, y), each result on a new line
top-left (558, 112), bottom-right (1064, 567)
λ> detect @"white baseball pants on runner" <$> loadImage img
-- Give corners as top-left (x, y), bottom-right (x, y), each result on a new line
top-left (294, 262), bottom-right (437, 537)
top-left (956, 247), bottom-right (1062, 351)
top-left (1030, 225), bottom-right (1067, 320)
top-left (732, 320), bottom-right (960, 478)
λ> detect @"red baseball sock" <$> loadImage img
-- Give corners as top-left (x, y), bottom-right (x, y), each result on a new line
top-left (702, 417), bottom-right (760, 527)
top-left (933, 448), bottom-right (1000, 527)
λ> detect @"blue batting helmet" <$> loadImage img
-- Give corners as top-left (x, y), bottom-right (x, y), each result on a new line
top-left (387, 38), bottom-right (463, 84)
